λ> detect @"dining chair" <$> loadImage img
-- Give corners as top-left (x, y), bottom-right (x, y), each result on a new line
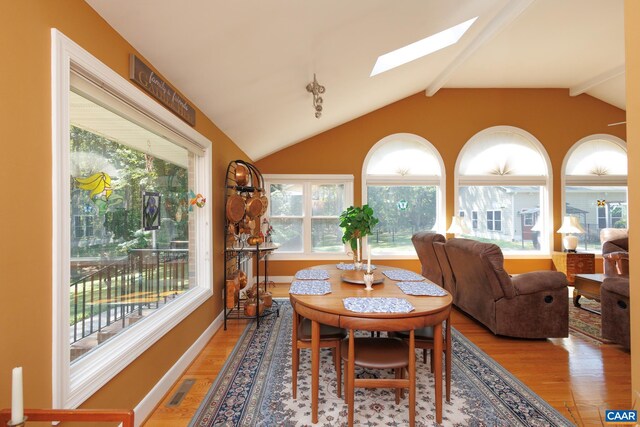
top-left (292, 311), bottom-right (347, 399)
top-left (389, 315), bottom-right (452, 402)
top-left (341, 331), bottom-right (416, 427)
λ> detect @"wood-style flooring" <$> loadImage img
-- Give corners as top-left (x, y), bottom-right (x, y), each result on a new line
top-left (143, 285), bottom-right (631, 427)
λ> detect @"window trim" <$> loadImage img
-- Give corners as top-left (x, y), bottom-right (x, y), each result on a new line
top-left (454, 126), bottom-right (553, 255)
top-left (362, 133), bottom-right (446, 258)
top-left (560, 134), bottom-right (628, 253)
top-left (263, 174), bottom-right (354, 260)
top-left (52, 29), bottom-right (213, 409)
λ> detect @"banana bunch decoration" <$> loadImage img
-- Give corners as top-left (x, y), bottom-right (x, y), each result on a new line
top-left (74, 172), bottom-right (113, 201)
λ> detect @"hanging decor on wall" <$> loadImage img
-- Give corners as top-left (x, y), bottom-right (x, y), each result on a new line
top-left (143, 191), bottom-right (161, 230)
top-left (129, 54), bottom-right (196, 126)
top-left (74, 172), bottom-right (113, 201)
top-left (189, 190), bottom-right (207, 210)
top-left (306, 74), bottom-right (325, 118)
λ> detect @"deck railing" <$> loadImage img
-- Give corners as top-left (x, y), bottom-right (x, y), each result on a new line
top-left (69, 249), bottom-right (188, 344)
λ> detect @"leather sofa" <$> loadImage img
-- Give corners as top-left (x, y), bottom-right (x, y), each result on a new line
top-left (413, 234), bottom-right (569, 338)
top-left (599, 228), bottom-right (630, 348)
top-left (411, 231), bottom-right (446, 287)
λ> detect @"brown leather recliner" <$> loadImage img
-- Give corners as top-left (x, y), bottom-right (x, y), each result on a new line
top-left (600, 229), bottom-right (630, 348)
top-left (411, 232), bottom-right (446, 286)
top-left (438, 238), bottom-right (569, 338)
top-left (601, 277), bottom-right (630, 348)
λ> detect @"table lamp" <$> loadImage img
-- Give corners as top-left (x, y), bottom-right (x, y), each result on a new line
top-left (447, 216), bottom-right (470, 235)
top-left (556, 216), bottom-right (585, 252)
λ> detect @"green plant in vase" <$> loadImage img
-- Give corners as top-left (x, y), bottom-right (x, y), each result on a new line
top-left (339, 204), bottom-right (379, 262)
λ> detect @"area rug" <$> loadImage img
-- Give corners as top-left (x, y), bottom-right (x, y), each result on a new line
top-left (190, 302), bottom-right (573, 426)
top-left (568, 297), bottom-right (610, 344)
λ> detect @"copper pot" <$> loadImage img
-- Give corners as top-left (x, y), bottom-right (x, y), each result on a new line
top-left (226, 194), bottom-right (245, 224)
top-left (235, 163), bottom-right (249, 186)
top-left (245, 190), bottom-right (263, 219)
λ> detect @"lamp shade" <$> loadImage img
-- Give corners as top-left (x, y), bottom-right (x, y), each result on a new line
top-left (447, 216), bottom-right (470, 234)
top-left (556, 216), bottom-right (585, 234)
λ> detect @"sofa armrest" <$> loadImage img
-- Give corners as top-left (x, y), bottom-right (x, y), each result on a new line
top-left (511, 271), bottom-right (568, 296)
top-left (603, 251), bottom-right (629, 277)
top-left (602, 276), bottom-right (630, 298)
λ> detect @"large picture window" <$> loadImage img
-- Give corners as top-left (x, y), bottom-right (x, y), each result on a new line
top-left (53, 31), bottom-right (212, 408)
top-left (562, 135), bottom-right (627, 252)
top-left (264, 175), bottom-right (353, 257)
top-left (364, 134), bottom-right (445, 256)
top-left (455, 127), bottom-right (551, 254)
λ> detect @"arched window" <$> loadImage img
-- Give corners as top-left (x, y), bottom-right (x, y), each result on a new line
top-left (363, 134), bottom-right (445, 256)
top-left (562, 135), bottom-right (627, 252)
top-left (455, 126), bottom-right (551, 254)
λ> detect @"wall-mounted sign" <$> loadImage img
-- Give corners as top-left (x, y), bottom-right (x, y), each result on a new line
top-left (129, 55), bottom-right (196, 126)
top-left (143, 191), bottom-right (161, 230)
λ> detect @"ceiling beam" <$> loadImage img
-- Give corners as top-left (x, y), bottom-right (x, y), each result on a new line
top-left (569, 64), bottom-right (625, 97)
top-left (425, 0), bottom-right (536, 97)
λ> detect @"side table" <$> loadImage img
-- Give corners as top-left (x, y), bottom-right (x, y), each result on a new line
top-left (551, 251), bottom-right (595, 285)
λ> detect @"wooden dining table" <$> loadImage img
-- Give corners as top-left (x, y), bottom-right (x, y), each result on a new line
top-left (289, 264), bottom-right (452, 424)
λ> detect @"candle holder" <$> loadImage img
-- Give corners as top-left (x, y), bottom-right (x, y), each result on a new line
top-left (363, 273), bottom-right (374, 291)
top-left (7, 416), bottom-right (27, 427)
top-left (354, 261), bottom-right (363, 271)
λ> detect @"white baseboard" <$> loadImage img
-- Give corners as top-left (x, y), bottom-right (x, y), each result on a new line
top-left (133, 311), bottom-right (223, 426)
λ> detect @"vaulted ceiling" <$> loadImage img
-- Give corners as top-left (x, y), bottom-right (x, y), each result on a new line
top-left (86, 0), bottom-right (625, 160)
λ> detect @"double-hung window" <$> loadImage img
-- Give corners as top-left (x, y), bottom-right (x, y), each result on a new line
top-left (562, 135), bottom-right (628, 252)
top-left (456, 126), bottom-right (551, 254)
top-left (52, 30), bottom-right (212, 408)
top-left (487, 210), bottom-right (502, 231)
top-left (264, 175), bottom-right (353, 257)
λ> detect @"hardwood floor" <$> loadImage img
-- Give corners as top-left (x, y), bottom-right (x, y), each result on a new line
top-left (143, 285), bottom-right (631, 426)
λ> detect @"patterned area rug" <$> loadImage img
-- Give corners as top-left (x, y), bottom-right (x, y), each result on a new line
top-left (568, 296), bottom-right (610, 344)
top-left (190, 302), bottom-right (572, 426)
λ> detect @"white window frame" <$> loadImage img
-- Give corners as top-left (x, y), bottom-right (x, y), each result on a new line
top-left (52, 29), bottom-right (213, 409)
top-left (263, 174), bottom-right (354, 260)
top-left (486, 209), bottom-right (502, 231)
top-left (561, 134), bottom-right (628, 253)
top-left (362, 133), bottom-right (446, 259)
top-left (471, 210), bottom-right (478, 229)
top-left (454, 126), bottom-right (553, 258)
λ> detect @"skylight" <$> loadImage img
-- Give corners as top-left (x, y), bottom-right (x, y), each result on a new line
top-left (370, 17), bottom-right (478, 77)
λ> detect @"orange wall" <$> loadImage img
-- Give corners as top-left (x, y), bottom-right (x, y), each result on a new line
top-left (0, 0), bottom-right (248, 414)
top-left (256, 89), bottom-right (625, 274)
top-left (624, 0), bottom-right (639, 409)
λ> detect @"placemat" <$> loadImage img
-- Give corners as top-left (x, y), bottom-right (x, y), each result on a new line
top-left (289, 280), bottom-right (332, 295)
top-left (396, 281), bottom-right (447, 296)
top-left (336, 263), bottom-right (377, 271)
top-left (382, 270), bottom-right (425, 281)
top-left (294, 269), bottom-right (330, 280)
top-left (343, 297), bottom-right (415, 313)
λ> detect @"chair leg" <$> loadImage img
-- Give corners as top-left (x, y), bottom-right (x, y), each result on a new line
top-left (430, 349), bottom-right (434, 373)
top-left (292, 314), bottom-right (299, 399)
top-left (348, 333), bottom-right (355, 427)
top-left (395, 368), bottom-right (401, 404)
top-left (409, 330), bottom-right (416, 427)
top-left (423, 348), bottom-right (427, 364)
top-left (335, 342), bottom-right (342, 398)
top-left (445, 317), bottom-right (452, 402)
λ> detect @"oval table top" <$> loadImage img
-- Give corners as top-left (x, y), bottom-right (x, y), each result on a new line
top-left (289, 264), bottom-right (452, 331)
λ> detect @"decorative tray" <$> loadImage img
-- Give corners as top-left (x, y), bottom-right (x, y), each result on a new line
top-left (341, 270), bottom-right (384, 285)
